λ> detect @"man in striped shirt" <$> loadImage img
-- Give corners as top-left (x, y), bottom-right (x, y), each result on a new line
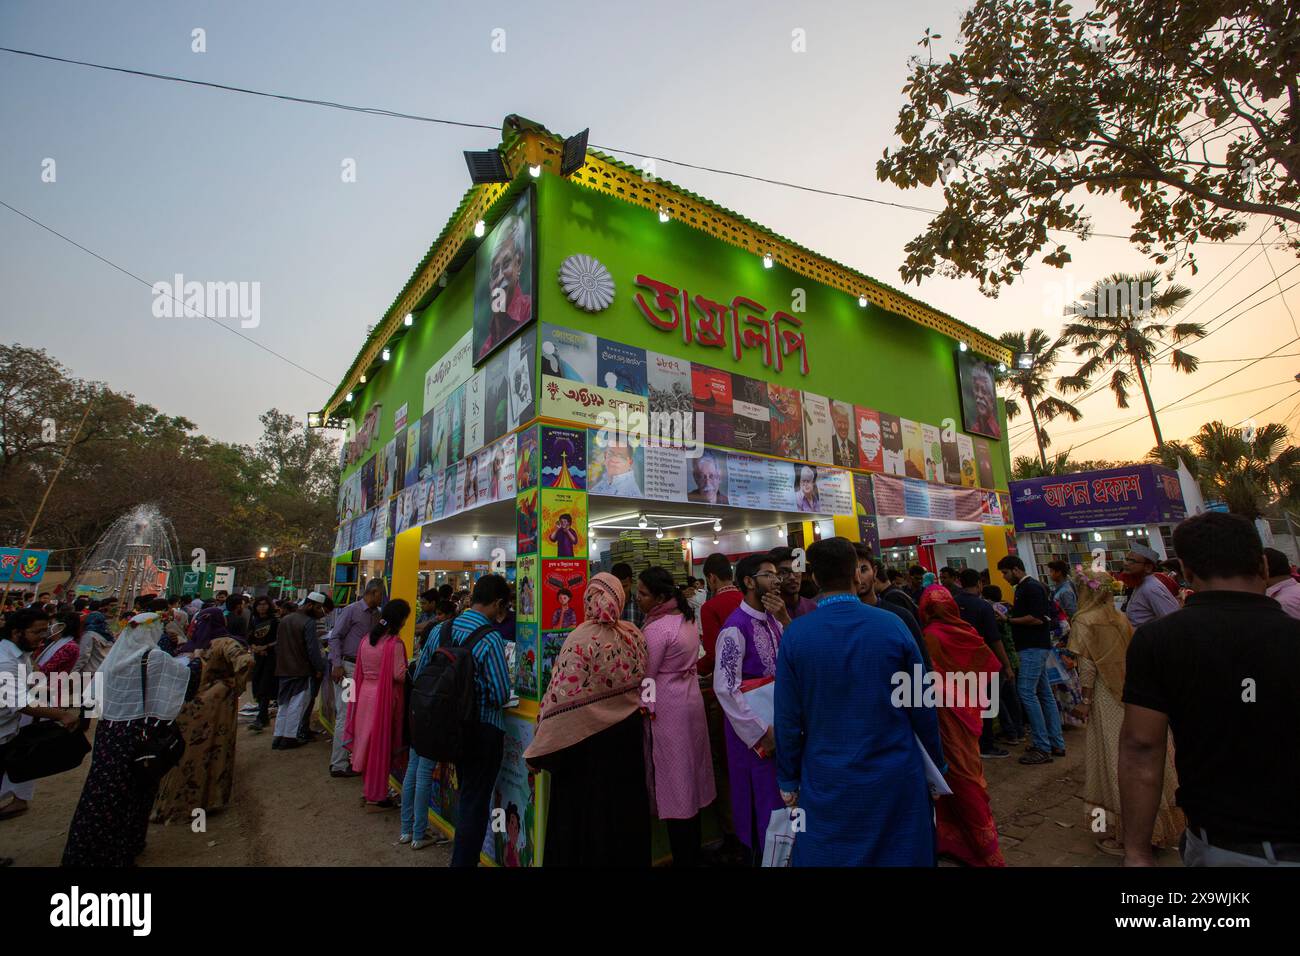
top-left (449, 573), bottom-right (513, 867)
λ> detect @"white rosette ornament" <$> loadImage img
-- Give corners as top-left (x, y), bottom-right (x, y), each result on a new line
top-left (558, 254), bottom-right (615, 312)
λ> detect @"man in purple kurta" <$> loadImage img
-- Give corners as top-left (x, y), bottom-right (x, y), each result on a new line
top-left (713, 553), bottom-right (787, 862)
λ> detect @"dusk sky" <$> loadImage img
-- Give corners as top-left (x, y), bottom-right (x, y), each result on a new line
top-left (3, 0), bottom-right (1296, 464)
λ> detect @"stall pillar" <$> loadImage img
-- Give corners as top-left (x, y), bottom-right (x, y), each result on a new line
top-left (390, 525), bottom-right (421, 654)
top-left (985, 526), bottom-right (1018, 602)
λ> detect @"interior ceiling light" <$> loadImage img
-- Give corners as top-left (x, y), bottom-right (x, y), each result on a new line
top-left (472, 535), bottom-right (479, 548)
top-left (713, 519), bottom-right (722, 532)
top-left (655, 526), bottom-right (664, 540)
top-left (638, 513), bottom-right (648, 529)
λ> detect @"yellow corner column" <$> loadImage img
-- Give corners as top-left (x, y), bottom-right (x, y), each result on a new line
top-left (983, 525), bottom-right (1014, 602)
top-left (391, 525), bottom-right (422, 656)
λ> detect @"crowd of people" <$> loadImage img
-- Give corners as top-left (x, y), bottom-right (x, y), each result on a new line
top-left (1, 509), bottom-right (1297, 868)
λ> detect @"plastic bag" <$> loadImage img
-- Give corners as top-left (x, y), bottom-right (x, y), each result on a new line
top-left (761, 808), bottom-right (796, 867)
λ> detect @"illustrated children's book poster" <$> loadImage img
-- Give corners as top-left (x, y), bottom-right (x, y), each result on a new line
top-left (596, 338), bottom-right (648, 395)
top-left (515, 427), bottom-right (538, 491)
top-left (957, 434), bottom-right (978, 488)
top-left (767, 383), bottom-right (805, 460)
top-left (541, 561), bottom-right (586, 631)
top-left (483, 718), bottom-right (538, 867)
top-left (541, 426), bottom-right (587, 490)
top-left (921, 423), bottom-right (944, 484)
top-left (540, 489), bottom-right (587, 559)
top-left (516, 488), bottom-right (539, 554)
top-left (692, 364), bottom-right (734, 447)
top-left (900, 418), bottom-right (926, 479)
top-left (516, 553), bottom-right (539, 623)
top-left (512, 623), bottom-right (539, 701)
top-left (540, 631), bottom-right (566, 698)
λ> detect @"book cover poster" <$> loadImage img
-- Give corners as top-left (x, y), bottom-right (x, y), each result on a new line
top-left (692, 364), bottom-right (734, 447)
top-left (541, 426), bottom-right (587, 490)
top-left (731, 374), bottom-right (771, 454)
top-left (379, 439), bottom-right (397, 502)
top-left (359, 455), bottom-right (377, 513)
top-left (512, 623), bottom-right (539, 702)
top-left (516, 553), bottom-right (539, 623)
top-left (596, 338), bottom-right (648, 395)
top-left (941, 430), bottom-right (962, 486)
top-left (464, 368), bottom-right (487, 457)
top-left (541, 324), bottom-right (597, 384)
top-left (428, 401), bottom-right (451, 473)
top-left (442, 463), bottom-right (460, 518)
top-left (462, 449), bottom-right (490, 510)
top-left (540, 631), bottom-right (567, 698)
top-left (687, 449), bottom-right (730, 505)
top-left (921, 423), bottom-right (944, 484)
top-left (404, 421), bottom-right (421, 488)
top-left (541, 560), bottom-right (586, 631)
top-left (767, 383), bottom-right (805, 460)
top-left (483, 349), bottom-right (509, 445)
top-left (540, 489), bottom-right (587, 559)
top-left (975, 440), bottom-right (995, 489)
top-left (880, 412), bottom-right (905, 477)
top-left (829, 400), bottom-right (857, 468)
top-left (516, 488), bottom-right (539, 554)
top-left (505, 326), bottom-right (537, 430)
top-left (393, 427), bottom-right (408, 493)
top-left (418, 409), bottom-right (436, 482)
top-left (484, 718), bottom-right (537, 868)
top-left (900, 418), bottom-right (926, 479)
top-left (588, 430), bottom-right (645, 498)
top-left (516, 427), bottom-right (538, 491)
top-left (646, 350), bottom-right (693, 423)
top-left (446, 384), bottom-right (465, 466)
top-left (855, 407), bottom-right (883, 472)
top-left (957, 434), bottom-right (977, 488)
top-left (802, 392), bottom-right (834, 466)
top-left (487, 434), bottom-right (516, 502)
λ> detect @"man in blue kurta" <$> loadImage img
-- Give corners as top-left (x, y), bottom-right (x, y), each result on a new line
top-left (775, 536), bottom-right (944, 866)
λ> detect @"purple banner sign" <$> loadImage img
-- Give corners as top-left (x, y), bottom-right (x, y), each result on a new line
top-left (1009, 464), bottom-right (1186, 532)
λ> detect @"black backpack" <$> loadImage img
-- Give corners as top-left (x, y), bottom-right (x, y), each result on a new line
top-left (407, 618), bottom-right (497, 762)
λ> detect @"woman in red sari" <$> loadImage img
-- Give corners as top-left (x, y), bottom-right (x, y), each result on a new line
top-left (918, 585), bottom-right (1005, 867)
top-left (344, 599), bottom-right (411, 811)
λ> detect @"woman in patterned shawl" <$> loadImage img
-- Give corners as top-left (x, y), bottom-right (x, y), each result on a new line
top-left (524, 572), bottom-right (649, 866)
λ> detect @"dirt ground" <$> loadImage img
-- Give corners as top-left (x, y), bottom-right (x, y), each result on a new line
top-left (2, 701), bottom-right (1179, 867)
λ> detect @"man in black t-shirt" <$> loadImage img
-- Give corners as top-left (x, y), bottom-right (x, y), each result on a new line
top-left (1121, 512), bottom-right (1300, 867)
top-left (996, 555), bottom-right (1064, 765)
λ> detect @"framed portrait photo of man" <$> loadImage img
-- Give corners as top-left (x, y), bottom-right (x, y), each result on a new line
top-left (473, 189), bottom-right (537, 365)
top-left (955, 350), bottom-right (1002, 440)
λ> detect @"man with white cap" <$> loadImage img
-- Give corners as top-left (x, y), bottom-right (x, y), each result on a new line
top-left (272, 591), bottom-right (328, 749)
top-left (1124, 543), bottom-right (1180, 628)
top-left (326, 580), bottom-right (383, 776)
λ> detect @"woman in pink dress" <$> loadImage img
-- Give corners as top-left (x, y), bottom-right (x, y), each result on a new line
top-left (344, 599), bottom-right (411, 811)
top-left (636, 567), bottom-right (716, 866)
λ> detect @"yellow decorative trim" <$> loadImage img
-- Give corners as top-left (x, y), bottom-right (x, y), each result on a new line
top-left (323, 128), bottom-right (1009, 419)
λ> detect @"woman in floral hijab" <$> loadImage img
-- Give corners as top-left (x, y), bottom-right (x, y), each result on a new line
top-left (524, 572), bottom-right (649, 866)
top-left (1067, 567), bottom-right (1184, 854)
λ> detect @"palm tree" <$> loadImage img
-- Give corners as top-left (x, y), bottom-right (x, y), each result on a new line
top-left (1011, 451), bottom-right (1075, 480)
top-left (1062, 271), bottom-right (1205, 450)
top-left (997, 329), bottom-right (1089, 470)
top-left (1146, 421), bottom-right (1300, 518)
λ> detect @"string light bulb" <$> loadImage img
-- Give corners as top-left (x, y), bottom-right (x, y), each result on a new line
top-left (528, 164), bottom-right (542, 177)
top-left (858, 296), bottom-right (867, 307)
top-left (762, 253), bottom-right (774, 269)
top-left (382, 348), bottom-right (390, 362)
top-left (658, 207), bottom-right (670, 223)
top-left (404, 313), bottom-right (414, 327)
top-left (474, 219), bottom-right (486, 238)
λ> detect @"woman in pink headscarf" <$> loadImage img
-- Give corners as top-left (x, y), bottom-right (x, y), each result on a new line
top-left (524, 572), bottom-right (649, 866)
top-left (344, 599), bottom-right (411, 811)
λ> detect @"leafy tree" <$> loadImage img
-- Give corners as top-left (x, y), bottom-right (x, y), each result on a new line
top-left (997, 328), bottom-right (1089, 469)
top-left (1061, 271), bottom-right (1205, 449)
top-left (1146, 420), bottom-right (1300, 517)
top-left (877, 0), bottom-right (1300, 293)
